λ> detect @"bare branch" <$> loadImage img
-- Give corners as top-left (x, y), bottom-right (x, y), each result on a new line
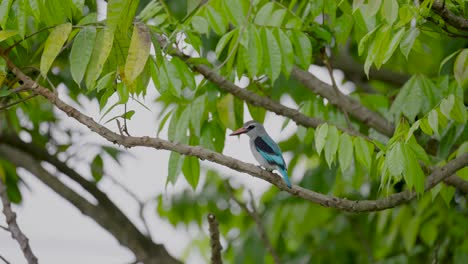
top-left (207, 213), bottom-right (223, 264)
top-left (225, 183), bottom-right (281, 264)
top-left (2, 44), bottom-right (468, 213)
top-left (0, 144), bottom-right (181, 264)
top-left (0, 180), bottom-right (38, 264)
top-left (0, 254), bottom-right (11, 264)
top-left (444, 175), bottom-right (468, 193)
top-left (318, 51), bottom-right (410, 87)
top-left (431, 1), bottom-right (468, 31)
top-left (291, 66), bottom-right (395, 137)
top-left (0, 224), bottom-right (9, 231)
top-left (106, 175), bottom-right (153, 240)
top-left (3, 73), bottom-right (468, 212)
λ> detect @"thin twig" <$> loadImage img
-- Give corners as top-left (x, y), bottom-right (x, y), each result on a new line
top-left (225, 183), bottom-right (281, 264)
top-left (0, 224), bottom-right (9, 231)
top-left (0, 94), bottom-right (37, 112)
top-left (0, 254), bottom-right (11, 264)
top-left (0, 180), bottom-right (38, 264)
top-left (207, 213), bottom-right (222, 264)
top-left (106, 175), bottom-right (153, 240)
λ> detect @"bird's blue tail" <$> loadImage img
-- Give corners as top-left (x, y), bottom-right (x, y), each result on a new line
top-left (278, 167), bottom-right (292, 188)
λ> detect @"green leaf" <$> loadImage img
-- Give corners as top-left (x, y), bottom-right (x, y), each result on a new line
top-left (268, 9), bottom-right (286, 27)
top-left (428, 109), bottom-right (439, 136)
top-left (291, 31), bottom-right (312, 69)
top-left (338, 133), bottom-right (353, 172)
top-left (191, 16), bottom-right (209, 34)
top-left (94, 71), bottom-right (115, 92)
top-left (70, 27), bottom-right (97, 86)
top-left (367, 0), bottom-right (382, 16)
top-left (125, 23), bottom-right (151, 86)
top-left (0, 0), bottom-right (12, 28)
top-left (0, 30), bottom-right (18, 42)
top-left (334, 14), bottom-right (354, 45)
top-left (403, 143), bottom-right (425, 194)
top-left (91, 155), bottom-right (104, 182)
top-left (275, 28), bottom-right (294, 78)
top-left (191, 95), bottom-right (206, 137)
top-left (382, 0), bottom-right (399, 25)
top-left (450, 95), bottom-right (467, 123)
top-left (167, 152), bottom-right (184, 185)
top-left (454, 49), bottom-right (468, 88)
top-left (382, 27), bottom-right (405, 64)
top-left (254, 2), bottom-right (274, 25)
top-left (440, 185), bottom-right (455, 206)
top-left (315, 123), bottom-right (328, 156)
top-left (352, 0), bottom-right (364, 12)
top-left (440, 95), bottom-right (455, 119)
top-left (183, 156), bottom-right (200, 190)
top-left (420, 220), bottom-right (438, 247)
top-left (354, 137), bottom-right (374, 170)
top-left (175, 106), bottom-right (191, 144)
top-left (390, 76), bottom-right (424, 122)
top-left (215, 29), bottom-right (237, 58)
top-left (243, 26), bottom-right (263, 77)
top-left (420, 118), bottom-right (433, 135)
top-left (324, 126), bottom-right (339, 168)
top-left (40, 23), bottom-right (72, 77)
top-left (85, 28), bottom-right (114, 89)
top-left (358, 25), bottom-right (379, 56)
top-left (386, 142), bottom-right (405, 177)
top-left (263, 28), bottom-right (281, 83)
top-left (401, 216), bottom-right (420, 252)
top-left (223, 0), bottom-right (246, 26)
top-left (217, 94), bottom-right (237, 130)
top-left (206, 6), bottom-right (227, 35)
top-left (107, 0), bottom-right (128, 32)
top-left (400, 28), bottom-right (419, 59)
top-left (439, 49), bottom-right (461, 74)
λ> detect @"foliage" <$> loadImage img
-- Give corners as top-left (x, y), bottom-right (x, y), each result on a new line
top-left (0, 0), bottom-right (467, 263)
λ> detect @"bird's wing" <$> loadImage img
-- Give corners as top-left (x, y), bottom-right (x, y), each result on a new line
top-left (254, 136), bottom-right (286, 169)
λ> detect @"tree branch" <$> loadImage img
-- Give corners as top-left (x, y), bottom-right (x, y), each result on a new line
top-left (444, 175), bottom-right (468, 193)
top-left (7, 69), bottom-right (468, 212)
top-left (431, 1), bottom-right (468, 31)
top-left (318, 51), bottom-right (410, 87)
top-left (0, 254), bottom-right (11, 264)
top-left (207, 213), bottom-right (222, 264)
top-left (225, 184), bottom-right (281, 264)
top-left (291, 66), bottom-right (395, 137)
top-left (2, 42), bottom-right (467, 213)
top-left (0, 179), bottom-right (38, 264)
top-left (0, 144), bottom-right (181, 264)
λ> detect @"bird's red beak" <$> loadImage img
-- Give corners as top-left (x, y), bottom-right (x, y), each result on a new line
top-left (229, 127), bottom-right (248, 136)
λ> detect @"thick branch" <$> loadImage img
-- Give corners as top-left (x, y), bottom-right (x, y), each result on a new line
top-left (207, 213), bottom-right (222, 264)
top-left (321, 51), bottom-right (410, 87)
top-left (8, 71), bottom-right (468, 211)
top-left (0, 144), bottom-right (181, 264)
top-left (444, 175), bottom-right (468, 193)
top-left (291, 66), bottom-right (395, 137)
top-left (431, 1), bottom-right (468, 31)
top-left (0, 179), bottom-right (38, 264)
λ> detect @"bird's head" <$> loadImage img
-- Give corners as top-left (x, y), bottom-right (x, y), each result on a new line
top-left (229, 120), bottom-right (264, 137)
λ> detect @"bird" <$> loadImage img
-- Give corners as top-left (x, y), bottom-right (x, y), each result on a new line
top-left (230, 120), bottom-right (291, 188)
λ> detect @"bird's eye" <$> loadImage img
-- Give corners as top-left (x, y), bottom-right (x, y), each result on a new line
top-left (247, 125), bottom-right (255, 130)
